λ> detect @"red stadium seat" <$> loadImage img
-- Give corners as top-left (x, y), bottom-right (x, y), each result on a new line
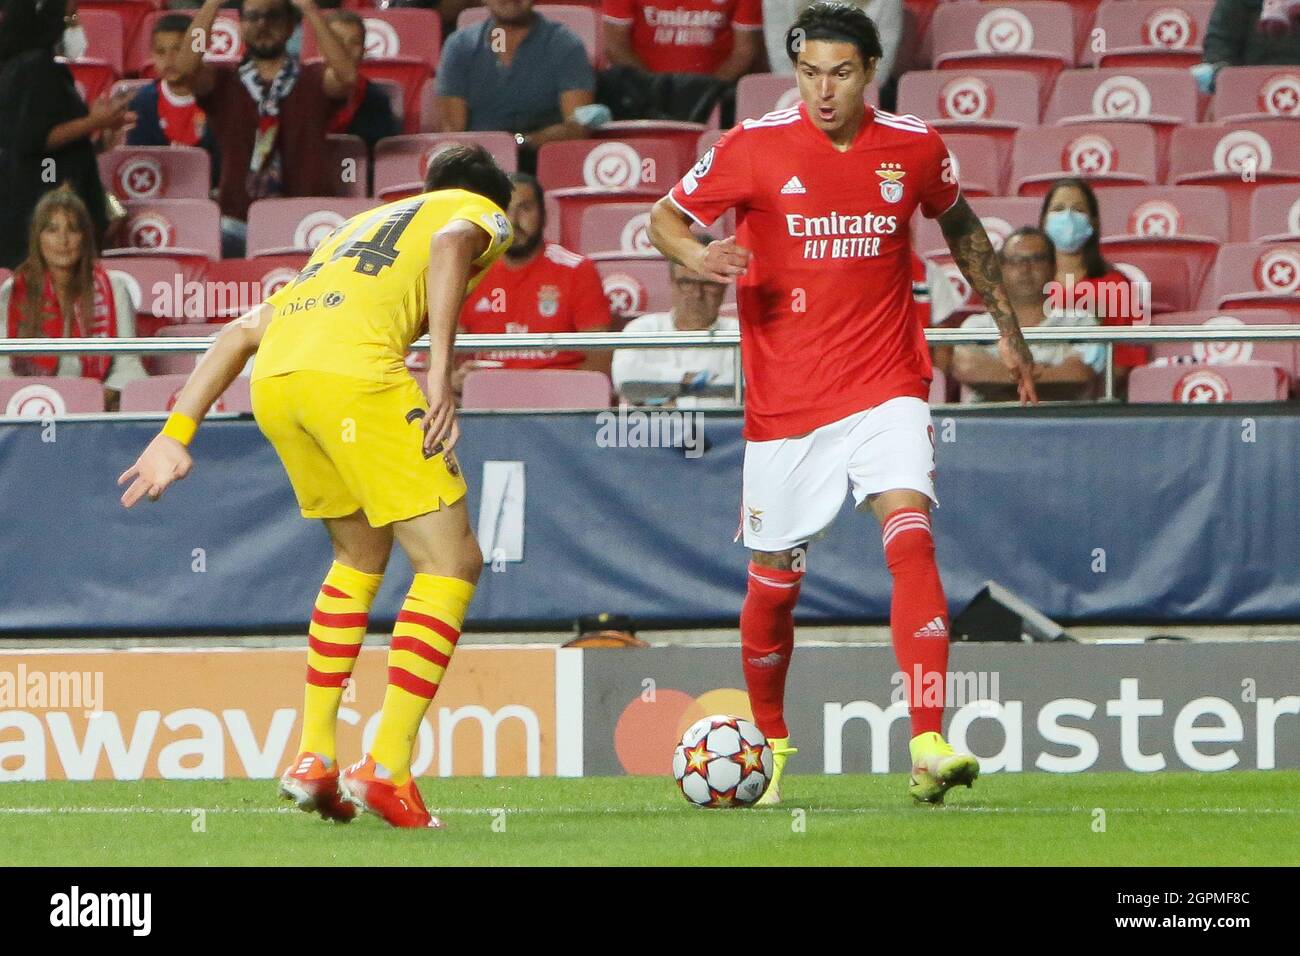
top-left (1167, 122), bottom-right (1300, 241)
top-left (113, 199), bottom-right (221, 260)
top-left (372, 133), bottom-right (517, 200)
top-left (417, 76), bottom-right (437, 132)
top-left (1211, 66), bottom-right (1300, 123)
top-left (735, 73), bottom-right (879, 123)
top-left (544, 190), bottom-right (658, 249)
top-left (930, 2), bottom-right (1076, 101)
top-left (914, 196), bottom-right (1041, 258)
top-left (78, 0), bottom-right (157, 56)
top-left (1043, 68), bottom-right (1198, 179)
top-left (104, 256), bottom-right (186, 324)
top-left (590, 254), bottom-right (674, 322)
top-left (120, 372), bottom-right (251, 412)
top-left (1084, 1), bottom-right (1212, 68)
top-left (99, 146), bottom-right (210, 201)
top-left (1106, 248), bottom-right (1200, 313)
top-left (1248, 184), bottom-right (1300, 243)
top-left (576, 201), bottom-right (657, 255)
top-left (65, 59), bottom-right (118, 104)
top-left (460, 369), bottom-right (612, 409)
top-left (1201, 242), bottom-right (1300, 322)
top-left (300, 9), bottom-right (440, 68)
top-left (456, 5), bottom-right (600, 66)
top-left (0, 378), bottom-right (106, 416)
top-left (129, 11), bottom-right (242, 76)
top-left (941, 132), bottom-right (1004, 197)
top-left (196, 255), bottom-right (308, 321)
top-left (244, 197), bottom-right (376, 258)
top-left (897, 69), bottom-right (1040, 172)
top-left (589, 121), bottom-right (707, 173)
top-left (1009, 122), bottom-right (1158, 196)
top-left (1095, 184), bottom-right (1229, 295)
top-left (149, 323), bottom-right (226, 374)
top-left (1149, 308), bottom-right (1296, 378)
top-left (325, 135), bottom-right (369, 199)
top-left (1127, 360), bottom-right (1289, 403)
top-left (76, 10), bottom-right (125, 75)
top-left (536, 138), bottom-right (687, 193)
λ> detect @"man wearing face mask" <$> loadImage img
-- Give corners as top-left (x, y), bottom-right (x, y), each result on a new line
top-left (1039, 178), bottom-right (1147, 397)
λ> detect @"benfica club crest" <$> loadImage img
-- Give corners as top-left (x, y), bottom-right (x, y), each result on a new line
top-left (537, 284), bottom-right (560, 318)
top-left (876, 162), bottom-right (906, 204)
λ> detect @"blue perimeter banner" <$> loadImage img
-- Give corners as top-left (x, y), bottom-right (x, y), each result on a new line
top-left (0, 407), bottom-right (1297, 632)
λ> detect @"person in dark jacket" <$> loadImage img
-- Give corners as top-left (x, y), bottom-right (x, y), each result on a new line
top-left (1194, 0), bottom-right (1300, 92)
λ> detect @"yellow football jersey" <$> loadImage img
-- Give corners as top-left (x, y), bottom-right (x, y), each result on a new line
top-left (252, 189), bottom-right (513, 384)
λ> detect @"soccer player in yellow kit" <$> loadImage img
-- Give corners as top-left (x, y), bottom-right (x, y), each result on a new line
top-left (118, 145), bottom-right (514, 829)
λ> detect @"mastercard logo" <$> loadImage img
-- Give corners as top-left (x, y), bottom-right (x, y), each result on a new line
top-left (613, 686), bottom-right (753, 775)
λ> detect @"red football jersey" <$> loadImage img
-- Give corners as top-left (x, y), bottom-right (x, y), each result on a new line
top-left (602, 0), bottom-right (762, 75)
top-left (459, 243), bottom-right (612, 369)
top-left (668, 103), bottom-right (960, 440)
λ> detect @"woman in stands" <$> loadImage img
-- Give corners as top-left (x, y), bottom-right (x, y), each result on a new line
top-left (0, 189), bottom-right (147, 411)
top-left (1039, 178), bottom-right (1148, 399)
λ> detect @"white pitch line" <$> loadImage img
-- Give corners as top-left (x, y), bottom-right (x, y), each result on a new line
top-left (0, 806), bottom-right (1295, 817)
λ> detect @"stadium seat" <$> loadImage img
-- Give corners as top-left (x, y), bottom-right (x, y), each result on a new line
top-left (76, 10), bottom-right (125, 75)
top-left (1095, 184), bottom-right (1229, 296)
top-left (129, 11), bottom-right (243, 75)
top-left (325, 135), bottom-right (369, 199)
top-left (1106, 248), bottom-right (1199, 314)
top-left (913, 196), bottom-right (1041, 258)
top-left (372, 133), bottom-right (517, 201)
top-left (120, 372), bottom-right (251, 412)
top-left (460, 369), bottom-right (612, 409)
top-left (1148, 308), bottom-right (1296, 378)
top-left (545, 191), bottom-right (658, 250)
top-left (149, 323), bottom-right (226, 375)
top-left (0, 378), bottom-right (105, 416)
top-left (104, 255), bottom-right (186, 325)
top-left (114, 199), bottom-right (222, 260)
top-left (99, 146), bottom-right (210, 202)
top-left (417, 76), bottom-right (437, 132)
top-left (576, 202), bottom-right (657, 255)
top-left (590, 254), bottom-right (674, 322)
top-left (456, 5), bottom-right (600, 66)
top-left (1009, 122), bottom-right (1158, 196)
top-left (930, 2), bottom-right (1076, 100)
top-left (735, 73), bottom-right (880, 122)
top-left (896, 69), bottom-right (1041, 167)
top-left (195, 255), bottom-right (308, 321)
top-left (1248, 184), bottom-right (1300, 243)
top-left (1084, 1), bottom-right (1212, 68)
top-left (536, 138), bottom-right (687, 193)
top-left (300, 9), bottom-right (440, 68)
top-left (942, 132), bottom-right (1004, 197)
top-left (1201, 242), bottom-right (1300, 323)
top-left (1043, 68), bottom-right (1198, 179)
top-left (1211, 65), bottom-right (1300, 123)
top-left (66, 59), bottom-right (117, 105)
top-left (1127, 360), bottom-right (1289, 403)
top-left (78, 0), bottom-right (156, 56)
top-left (1167, 122), bottom-right (1300, 241)
top-left (589, 121), bottom-right (707, 173)
top-left (245, 197), bottom-right (376, 257)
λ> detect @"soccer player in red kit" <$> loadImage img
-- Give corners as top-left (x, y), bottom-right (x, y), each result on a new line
top-left (649, 1), bottom-right (1038, 804)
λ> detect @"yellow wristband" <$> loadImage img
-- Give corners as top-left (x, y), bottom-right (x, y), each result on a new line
top-left (161, 412), bottom-right (198, 446)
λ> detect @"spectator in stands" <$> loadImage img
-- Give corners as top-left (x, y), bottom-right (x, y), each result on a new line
top-left (0, 0), bottom-right (132, 269)
top-left (455, 173), bottom-right (612, 394)
top-left (612, 256), bottom-right (739, 407)
top-left (176, 0), bottom-right (357, 257)
top-left (1195, 0), bottom-right (1300, 92)
top-left (0, 189), bottom-right (147, 411)
top-left (125, 14), bottom-right (221, 177)
top-left (953, 227), bottom-right (1103, 403)
top-left (603, 0), bottom-right (763, 80)
top-left (325, 10), bottom-right (400, 149)
top-left (435, 0), bottom-right (597, 162)
top-left (1039, 178), bottom-right (1147, 396)
top-left (761, 0), bottom-right (902, 84)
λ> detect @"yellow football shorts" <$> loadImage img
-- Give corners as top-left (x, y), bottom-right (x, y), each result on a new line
top-left (251, 370), bottom-right (467, 527)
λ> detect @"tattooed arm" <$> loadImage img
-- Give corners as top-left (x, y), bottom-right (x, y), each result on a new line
top-left (938, 196), bottom-right (1038, 405)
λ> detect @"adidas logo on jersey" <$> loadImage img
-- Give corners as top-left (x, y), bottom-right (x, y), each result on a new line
top-left (913, 616), bottom-right (948, 639)
top-left (780, 176), bottom-right (807, 195)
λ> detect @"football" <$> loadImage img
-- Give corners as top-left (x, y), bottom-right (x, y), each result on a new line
top-left (672, 714), bottom-right (774, 808)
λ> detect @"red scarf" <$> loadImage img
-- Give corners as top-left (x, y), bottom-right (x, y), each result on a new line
top-left (328, 74), bottom-right (370, 135)
top-left (7, 266), bottom-right (118, 380)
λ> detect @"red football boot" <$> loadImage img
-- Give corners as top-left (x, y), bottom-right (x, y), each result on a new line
top-left (339, 755), bottom-right (444, 829)
top-left (279, 752), bottom-right (356, 823)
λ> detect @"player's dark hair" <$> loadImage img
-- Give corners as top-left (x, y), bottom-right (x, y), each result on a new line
top-left (152, 13), bottom-right (193, 37)
top-left (785, 1), bottom-right (883, 68)
top-left (508, 172), bottom-right (545, 224)
top-left (1001, 226), bottom-right (1056, 264)
top-left (1039, 177), bottom-right (1113, 280)
top-left (424, 142), bottom-right (514, 211)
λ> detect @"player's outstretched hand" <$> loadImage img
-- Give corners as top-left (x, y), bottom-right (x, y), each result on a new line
top-left (998, 333), bottom-right (1039, 406)
top-left (698, 237), bottom-right (751, 283)
top-left (422, 380), bottom-right (461, 458)
top-left (117, 435), bottom-right (193, 508)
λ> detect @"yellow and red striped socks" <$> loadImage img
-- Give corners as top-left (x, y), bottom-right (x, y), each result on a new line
top-left (370, 573), bottom-right (475, 784)
top-left (300, 562), bottom-right (384, 761)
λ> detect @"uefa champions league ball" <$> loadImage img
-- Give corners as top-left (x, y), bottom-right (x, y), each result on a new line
top-left (672, 715), bottom-right (774, 808)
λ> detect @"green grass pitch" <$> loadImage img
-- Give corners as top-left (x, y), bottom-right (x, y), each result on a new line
top-left (2, 771), bottom-right (1297, 866)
